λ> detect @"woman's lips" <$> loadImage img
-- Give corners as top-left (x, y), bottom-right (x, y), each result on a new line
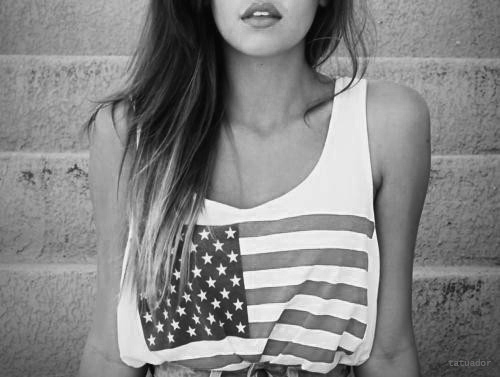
top-left (241, 2), bottom-right (282, 20)
top-left (241, 2), bottom-right (282, 28)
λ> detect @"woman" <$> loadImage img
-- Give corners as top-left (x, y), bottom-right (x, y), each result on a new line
top-left (78, 1), bottom-right (430, 377)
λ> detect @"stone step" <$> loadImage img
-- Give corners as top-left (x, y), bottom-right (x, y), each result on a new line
top-left (0, 152), bottom-right (498, 266)
top-left (0, 0), bottom-right (498, 57)
top-left (0, 55), bottom-right (499, 154)
top-left (1, 264), bottom-right (498, 377)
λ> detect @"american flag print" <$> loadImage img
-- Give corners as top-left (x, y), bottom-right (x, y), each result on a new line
top-left (138, 224), bottom-right (250, 350)
top-left (135, 213), bottom-right (375, 370)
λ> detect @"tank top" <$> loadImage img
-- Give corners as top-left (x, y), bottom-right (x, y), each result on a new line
top-left (117, 77), bottom-right (380, 377)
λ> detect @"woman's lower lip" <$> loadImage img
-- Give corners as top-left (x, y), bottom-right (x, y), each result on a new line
top-left (242, 16), bottom-right (281, 28)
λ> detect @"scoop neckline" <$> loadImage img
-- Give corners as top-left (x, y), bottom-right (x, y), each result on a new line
top-left (204, 77), bottom-right (341, 214)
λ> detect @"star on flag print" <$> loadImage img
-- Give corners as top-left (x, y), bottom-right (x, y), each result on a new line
top-left (138, 224), bottom-right (249, 350)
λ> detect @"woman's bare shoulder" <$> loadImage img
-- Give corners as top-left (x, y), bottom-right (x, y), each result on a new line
top-left (91, 99), bottom-right (133, 150)
top-left (365, 79), bottom-right (431, 182)
top-left (88, 99), bottom-right (135, 249)
top-left (89, 100), bottom-right (135, 193)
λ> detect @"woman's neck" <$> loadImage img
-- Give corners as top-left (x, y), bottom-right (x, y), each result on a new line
top-left (222, 41), bottom-right (327, 135)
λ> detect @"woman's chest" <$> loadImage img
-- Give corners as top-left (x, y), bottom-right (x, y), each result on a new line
top-left (208, 116), bottom-right (330, 210)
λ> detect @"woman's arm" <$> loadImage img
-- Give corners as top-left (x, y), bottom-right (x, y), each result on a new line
top-left (354, 81), bottom-right (431, 377)
top-left (78, 103), bottom-right (148, 377)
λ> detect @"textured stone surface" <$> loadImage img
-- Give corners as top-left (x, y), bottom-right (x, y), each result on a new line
top-left (369, 0), bottom-right (500, 58)
top-left (0, 55), bottom-right (126, 152)
top-left (0, 265), bottom-right (498, 377)
top-left (0, 152), bottom-right (94, 263)
top-left (0, 0), bottom-right (144, 56)
top-left (412, 267), bottom-right (500, 377)
top-left (0, 0), bottom-right (499, 57)
top-left (416, 155), bottom-right (500, 266)
top-left (0, 153), bottom-right (498, 265)
top-left (0, 264), bottom-right (96, 377)
top-left (1, 56), bottom-right (499, 154)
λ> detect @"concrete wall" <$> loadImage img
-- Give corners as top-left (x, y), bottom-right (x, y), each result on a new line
top-left (0, 1), bottom-right (499, 376)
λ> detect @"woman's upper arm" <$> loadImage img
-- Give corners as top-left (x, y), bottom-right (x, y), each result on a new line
top-left (355, 81), bottom-right (431, 376)
top-left (78, 102), bottom-right (148, 377)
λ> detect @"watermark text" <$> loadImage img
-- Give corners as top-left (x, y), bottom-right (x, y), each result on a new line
top-left (448, 359), bottom-right (491, 367)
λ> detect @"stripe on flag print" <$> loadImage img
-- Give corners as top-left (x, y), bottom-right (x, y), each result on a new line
top-left (249, 309), bottom-right (367, 339)
top-left (237, 214), bottom-right (374, 238)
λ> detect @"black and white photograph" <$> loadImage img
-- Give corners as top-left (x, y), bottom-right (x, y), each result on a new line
top-left (0, 1), bottom-right (498, 377)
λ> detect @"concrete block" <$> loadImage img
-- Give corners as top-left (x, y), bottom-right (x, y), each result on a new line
top-left (0, 0), bottom-right (144, 56)
top-left (0, 153), bottom-right (498, 266)
top-left (369, 0), bottom-right (500, 58)
top-left (412, 267), bottom-right (500, 377)
top-left (0, 55), bottom-right (125, 152)
top-left (0, 265), bottom-right (498, 377)
top-left (416, 155), bottom-right (500, 266)
top-left (0, 0), bottom-right (499, 57)
top-left (0, 264), bottom-right (96, 377)
top-left (1, 56), bottom-right (499, 154)
top-left (0, 152), bottom-right (95, 263)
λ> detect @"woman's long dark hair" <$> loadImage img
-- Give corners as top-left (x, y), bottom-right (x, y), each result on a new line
top-left (81, 0), bottom-right (373, 316)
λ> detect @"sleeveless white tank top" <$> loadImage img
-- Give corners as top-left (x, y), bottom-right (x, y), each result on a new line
top-left (117, 77), bottom-right (380, 377)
